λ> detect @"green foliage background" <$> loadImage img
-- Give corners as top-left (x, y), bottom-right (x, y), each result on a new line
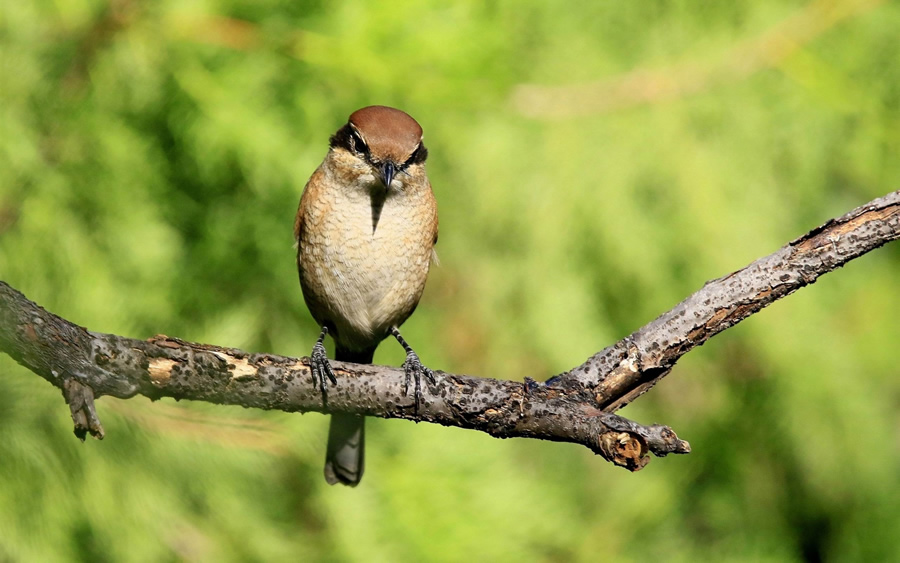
top-left (1, 1), bottom-right (898, 561)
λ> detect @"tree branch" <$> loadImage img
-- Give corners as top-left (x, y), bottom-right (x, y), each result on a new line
top-left (1, 191), bottom-right (897, 471)
top-left (552, 190), bottom-right (899, 411)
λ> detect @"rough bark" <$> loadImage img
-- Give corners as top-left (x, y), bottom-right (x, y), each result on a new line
top-left (554, 190), bottom-right (899, 411)
top-left (1, 190), bottom-right (898, 471)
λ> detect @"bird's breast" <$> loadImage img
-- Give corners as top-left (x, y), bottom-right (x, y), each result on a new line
top-left (298, 178), bottom-right (436, 349)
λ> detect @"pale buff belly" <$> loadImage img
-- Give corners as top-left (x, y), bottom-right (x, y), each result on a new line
top-left (299, 187), bottom-right (433, 351)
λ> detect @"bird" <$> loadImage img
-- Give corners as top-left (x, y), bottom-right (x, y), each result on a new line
top-left (294, 105), bottom-right (438, 486)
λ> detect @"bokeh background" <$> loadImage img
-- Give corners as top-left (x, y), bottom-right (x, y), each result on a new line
top-left (1, 0), bottom-right (898, 561)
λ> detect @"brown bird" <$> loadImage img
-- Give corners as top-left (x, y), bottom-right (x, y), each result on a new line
top-left (294, 106), bottom-right (438, 486)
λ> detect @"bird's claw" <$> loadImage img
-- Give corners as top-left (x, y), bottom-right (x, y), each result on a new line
top-left (310, 338), bottom-right (336, 398)
top-left (402, 350), bottom-right (434, 415)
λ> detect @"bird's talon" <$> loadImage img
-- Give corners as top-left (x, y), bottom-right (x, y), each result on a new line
top-left (310, 339), bottom-right (337, 399)
top-left (401, 351), bottom-right (433, 415)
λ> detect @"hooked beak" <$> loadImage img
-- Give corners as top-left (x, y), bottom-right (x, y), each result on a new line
top-left (380, 161), bottom-right (395, 189)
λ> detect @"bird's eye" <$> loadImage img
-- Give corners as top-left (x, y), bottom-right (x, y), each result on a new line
top-left (404, 143), bottom-right (428, 167)
top-left (350, 130), bottom-right (369, 156)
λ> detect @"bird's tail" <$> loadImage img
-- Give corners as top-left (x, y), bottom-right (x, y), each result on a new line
top-left (324, 346), bottom-right (375, 486)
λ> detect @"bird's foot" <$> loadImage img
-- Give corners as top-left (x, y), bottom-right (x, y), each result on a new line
top-left (309, 327), bottom-right (337, 399)
top-left (391, 327), bottom-right (434, 415)
top-left (402, 349), bottom-right (435, 415)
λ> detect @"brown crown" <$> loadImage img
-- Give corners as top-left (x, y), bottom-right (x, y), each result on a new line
top-left (348, 106), bottom-right (423, 163)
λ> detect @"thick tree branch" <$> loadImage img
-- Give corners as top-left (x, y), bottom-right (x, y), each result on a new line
top-left (1, 191), bottom-right (897, 470)
top-left (0, 289), bottom-right (685, 470)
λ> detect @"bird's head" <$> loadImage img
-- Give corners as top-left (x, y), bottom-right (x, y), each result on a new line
top-left (329, 106), bottom-right (428, 190)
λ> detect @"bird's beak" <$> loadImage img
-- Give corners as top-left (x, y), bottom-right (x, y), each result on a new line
top-left (380, 161), bottom-right (395, 189)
